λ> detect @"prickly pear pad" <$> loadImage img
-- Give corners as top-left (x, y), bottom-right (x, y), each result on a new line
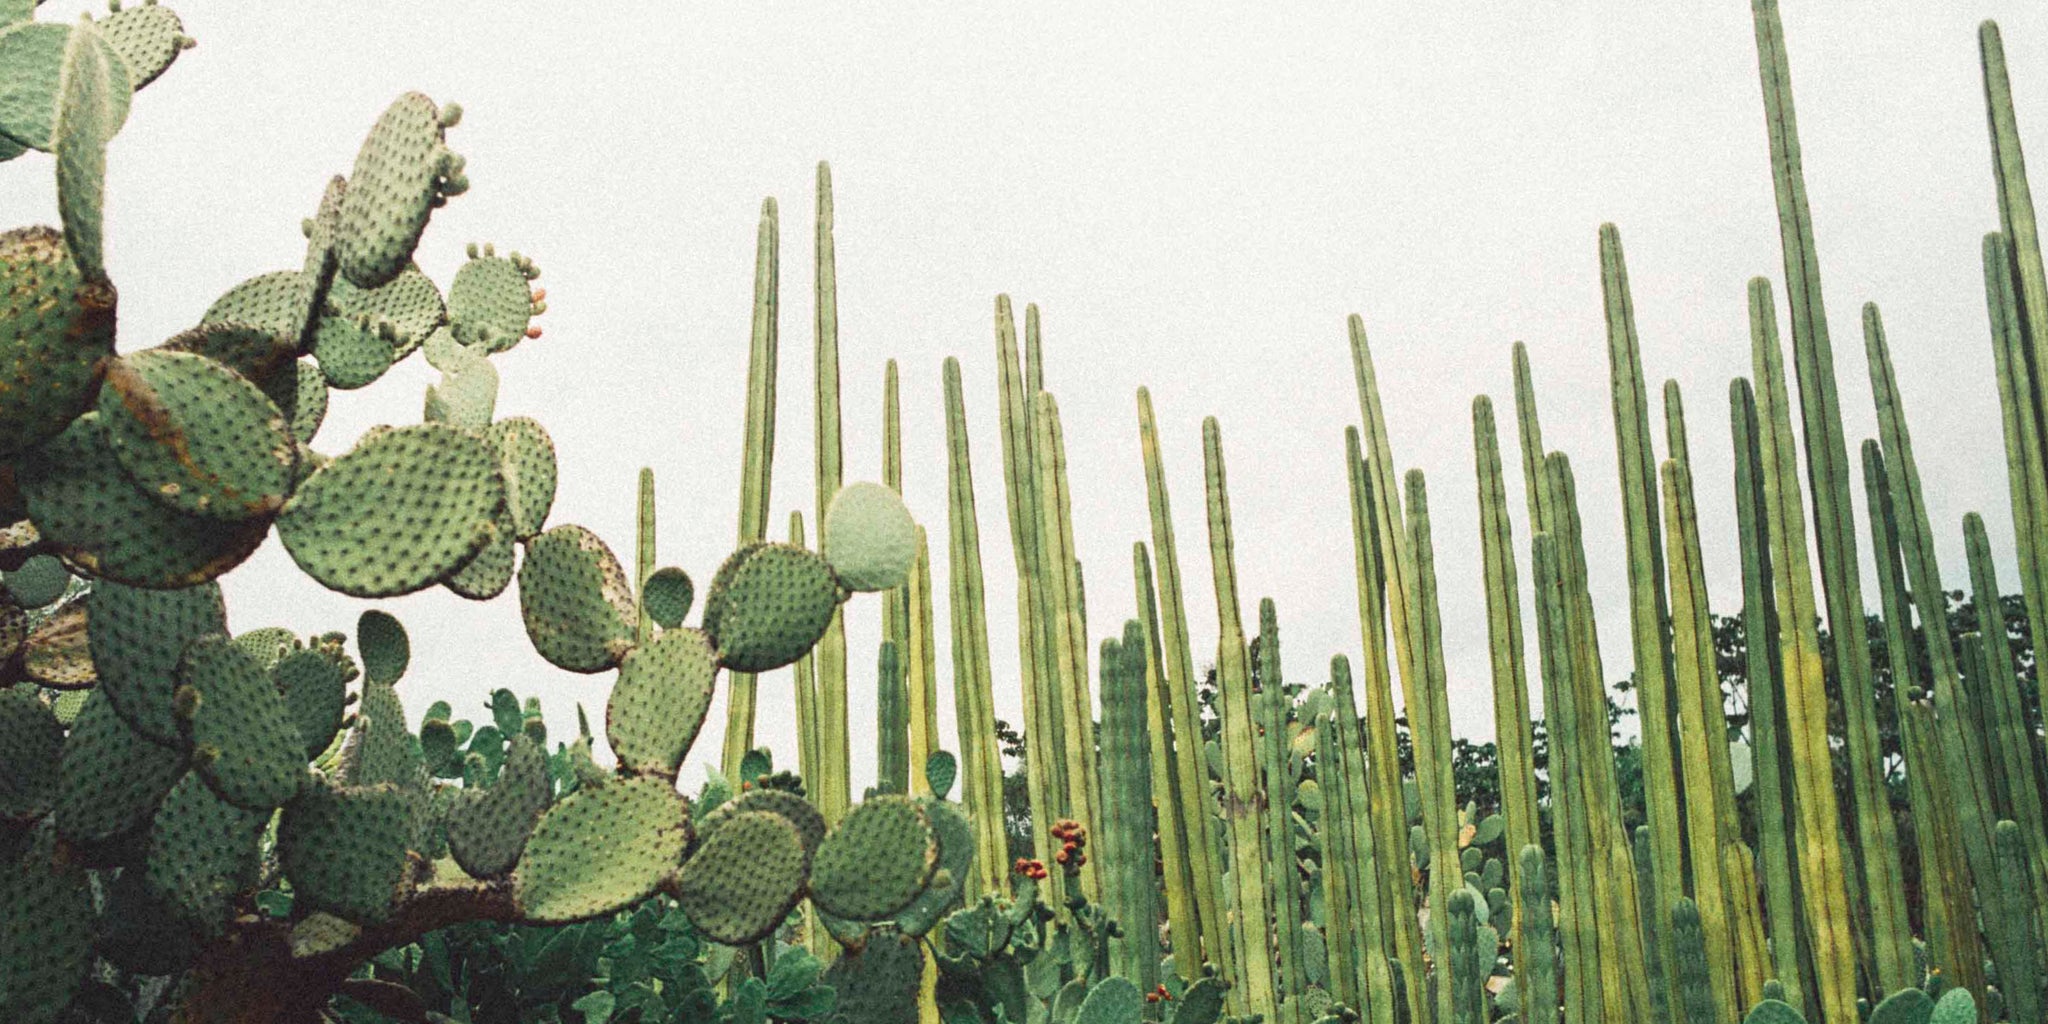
top-left (22, 596), bottom-right (91, 688)
top-left (808, 795), bottom-right (939, 921)
top-left (258, 358), bottom-right (328, 443)
top-left (273, 648), bottom-right (346, 761)
top-left (144, 772), bottom-right (265, 934)
top-left (87, 580), bottom-right (227, 744)
top-left (3, 552), bottom-right (69, 608)
top-left (445, 514), bottom-right (516, 600)
top-left (157, 321), bottom-right (297, 383)
top-left (673, 809), bottom-right (807, 945)
top-left (701, 543), bottom-right (842, 673)
top-left (309, 313), bottom-right (395, 390)
top-left (97, 2), bottom-right (187, 89)
top-left (54, 688), bottom-right (185, 847)
top-left (203, 270), bottom-right (309, 341)
top-left (0, 685), bottom-right (61, 822)
top-left (513, 775), bottom-right (691, 924)
top-left (641, 566), bottom-right (694, 629)
top-left (823, 482), bottom-right (917, 592)
top-left (488, 416), bottom-right (556, 541)
top-left (276, 422), bottom-right (502, 598)
top-left (0, 823), bottom-right (93, 1024)
top-left (178, 634), bottom-right (306, 810)
top-left (327, 263), bottom-right (444, 360)
top-left (819, 928), bottom-right (925, 1022)
top-left (0, 21), bottom-right (130, 152)
top-left (448, 250), bottom-right (538, 353)
top-left (698, 787), bottom-right (827, 871)
top-left (446, 733), bottom-right (552, 879)
top-left (894, 798), bottom-right (974, 937)
top-left (0, 225), bottom-right (116, 459)
top-left (519, 524), bottom-right (637, 673)
top-left (277, 778), bottom-right (415, 924)
top-left (97, 349), bottom-right (297, 522)
top-left (19, 414), bottom-right (270, 587)
top-left (344, 682), bottom-right (421, 790)
top-left (606, 626), bottom-right (718, 778)
top-left (356, 609), bottom-right (408, 685)
top-left (335, 92), bottom-right (458, 290)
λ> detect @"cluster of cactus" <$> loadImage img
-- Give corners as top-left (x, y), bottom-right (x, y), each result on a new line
top-left (0, 4), bottom-right (982, 1020)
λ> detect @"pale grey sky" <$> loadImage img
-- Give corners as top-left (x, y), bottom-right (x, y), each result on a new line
top-left (10, 3), bottom-right (2046, 792)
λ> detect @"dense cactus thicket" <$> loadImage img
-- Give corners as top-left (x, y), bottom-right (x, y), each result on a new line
top-left (5, 1), bottom-right (2048, 1023)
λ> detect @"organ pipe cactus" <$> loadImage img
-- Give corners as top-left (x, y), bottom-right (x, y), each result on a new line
top-left (942, 357), bottom-right (1010, 897)
top-left (813, 161), bottom-right (851, 827)
top-left (1097, 623), bottom-right (1161, 994)
top-left (1135, 541), bottom-right (1203, 979)
top-left (720, 195), bottom-right (780, 781)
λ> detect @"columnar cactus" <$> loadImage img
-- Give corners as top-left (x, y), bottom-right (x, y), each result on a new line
top-left (1097, 623), bottom-right (1161, 994)
top-left (812, 161), bottom-right (851, 828)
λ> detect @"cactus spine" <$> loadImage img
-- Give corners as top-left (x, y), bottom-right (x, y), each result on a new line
top-left (1470, 395), bottom-right (1539, 987)
top-left (812, 162), bottom-right (850, 825)
top-left (1744, 277), bottom-right (1859, 1024)
top-left (722, 197), bottom-right (780, 781)
top-left (1749, 1), bottom-right (1914, 992)
top-left (1138, 387), bottom-right (1231, 975)
top-left (1596, 226), bottom-right (1687, 1021)
top-left (942, 357), bottom-right (1009, 896)
top-left (1098, 624), bottom-right (1161, 994)
top-left (1202, 416), bottom-right (1278, 1021)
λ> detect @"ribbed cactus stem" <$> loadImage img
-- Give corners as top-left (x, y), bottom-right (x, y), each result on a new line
top-left (1098, 624), bottom-right (1162, 994)
top-left (1745, 276), bottom-right (1859, 1024)
top-left (635, 467), bottom-right (655, 648)
top-left (1750, 0), bottom-right (1913, 991)
top-left (1862, 443), bottom-right (1984, 996)
top-left (1670, 899), bottom-right (1718, 1024)
top-left (941, 357), bottom-right (1009, 896)
top-left (1328, 653), bottom-right (1394, 1024)
top-left (1470, 395), bottom-right (1539, 985)
top-left (1980, 22), bottom-right (2048, 474)
top-left (789, 511), bottom-right (822, 799)
top-left (1032, 391), bottom-right (1101, 901)
top-left (1964, 513), bottom-right (2048, 912)
top-left (1596, 228), bottom-right (1686, 1021)
top-left (1255, 599), bottom-right (1304, 1022)
top-left (1137, 387), bottom-right (1229, 972)
top-left (1729, 376), bottom-right (1810, 1012)
top-left (1982, 232), bottom-right (2048, 772)
top-left (812, 164), bottom-right (849, 827)
top-left (1403, 469), bottom-right (1467, 1024)
top-left (722, 196), bottom-right (779, 782)
top-left (994, 296), bottom-right (1065, 906)
top-left (875, 640), bottom-right (908, 795)
top-left (1992, 819), bottom-right (2046, 1024)
top-left (1202, 416), bottom-right (1278, 1021)
top-left (906, 526), bottom-right (939, 796)
top-left (1517, 846), bottom-right (1559, 1024)
top-left (1134, 543), bottom-right (1200, 979)
top-left (1447, 889), bottom-right (1483, 1024)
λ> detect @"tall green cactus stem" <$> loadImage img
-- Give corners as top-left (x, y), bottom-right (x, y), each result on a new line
top-left (906, 527), bottom-right (939, 797)
top-left (941, 358), bottom-right (1008, 897)
top-left (1136, 389), bottom-right (1227, 974)
top-left (1403, 469), bottom-right (1467, 1024)
top-left (790, 512), bottom-right (822, 805)
top-left (1033, 391), bottom-right (1101, 901)
top-left (1670, 899), bottom-right (1719, 1024)
top-left (1541, 453), bottom-right (1653, 1024)
top-left (1595, 228), bottom-right (1686, 1017)
top-left (1447, 889), bottom-right (1484, 1024)
top-left (1749, 2), bottom-right (1914, 992)
top-left (1256, 599), bottom-right (1304, 1022)
top-left (995, 296), bottom-right (1066, 908)
top-left (1964, 512), bottom-right (2048, 906)
top-left (1982, 232), bottom-right (2048, 778)
top-left (1518, 845), bottom-right (1559, 1024)
top-left (1862, 444), bottom-right (1985, 996)
top-left (884, 359), bottom-right (932, 794)
top-left (1134, 542), bottom-right (1201, 979)
top-left (1343, 427), bottom-right (1428, 1024)
top-left (875, 640), bottom-right (908, 795)
top-left (1981, 23), bottom-right (2048, 491)
top-left (1327, 653), bottom-right (1395, 1023)
top-left (722, 197), bottom-right (779, 783)
top-left (1991, 819), bottom-right (2046, 1024)
top-left (1469, 395), bottom-right (1538, 983)
top-left (1098, 623), bottom-right (1162, 995)
top-left (1860, 286), bottom-right (2016, 960)
top-left (1744, 276), bottom-right (1859, 1024)
top-left (812, 162), bottom-right (850, 826)
top-left (1660, 448), bottom-right (1740, 1019)
top-left (1734, 376), bottom-right (1815, 1013)
top-left (636, 467), bottom-right (655, 648)
top-left (1202, 416), bottom-right (1278, 1021)
top-left (1313, 687), bottom-right (1362, 1010)
top-left (1509, 353), bottom-right (1601, 1024)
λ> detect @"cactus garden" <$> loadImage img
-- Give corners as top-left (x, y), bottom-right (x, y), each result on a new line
top-left (4, 2), bottom-right (2048, 1023)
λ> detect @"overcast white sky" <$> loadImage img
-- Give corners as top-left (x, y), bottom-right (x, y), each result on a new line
top-left (9, 3), bottom-right (2046, 791)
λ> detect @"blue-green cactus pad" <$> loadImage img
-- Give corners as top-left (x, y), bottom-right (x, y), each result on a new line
top-left (277, 778), bottom-right (415, 924)
top-left (335, 92), bottom-right (459, 290)
top-left (54, 688), bottom-right (185, 848)
top-left (0, 686), bottom-right (61, 823)
top-left (328, 262), bottom-right (444, 360)
top-left (308, 314), bottom-right (395, 390)
top-left (446, 732), bottom-right (552, 880)
top-left (0, 225), bottom-right (116, 459)
top-left (97, 349), bottom-right (297, 522)
top-left (98, 2), bottom-right (187, 90)
top-left (87, 580), bottom-right (226, 744)
top-left (22, 597), bottom-right (92, 689)
top-left (819, 928), bottom-right (925, 1022)
top-left (178, 634), bottom-right (305, 810)
top-left (0, 823), bottom-right (93, 1024)
top-left (673, 808), bottom-right (807, 945)
top-left (488, 416), bottom-right (556, 541)
top-left (641, 566), bottom-right (694, 629)
top-left (2, 552), bottom-right (69, 608)
top-left (448, 249), bottom-right (539, 353)
top-left (355, 609), bottom-right (408, 685)
top-left (157, 321), bottom-right (296, 383)
top-left (606, 626), bottom-right (718, 779)
top-left (203, 270), bottom-right (311, 342)
top-left (513, 775), bottom-right (691, 924)
top-left (276, 422), bottom-right (502, 598)
top-left (19, 414), bottom-right (270, 587)
top-left (823, 482), bottom-right (918, 593)
top-left (0, 21), bottom-right (129, 152)
top-left (143, 771), bottom-right (265, 934)
top-left (445, 513), bottom-right (516, 600)
top-left (341, 682), bottom-right (421, 790)
top-left (518, 524), bottom-right (637, 673)
top-left (701, 542), bottom-right (842, 673)
top-left (808, 795), bottom-right (938, 922)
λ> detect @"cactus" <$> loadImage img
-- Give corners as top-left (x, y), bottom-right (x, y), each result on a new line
top-left (1034, 390), bottom-right (1103, 902)
top-left (721, 195), bottom-right (780, 781)
top-left (1098, 624), bottom-right (1162, 994)
top-left (943, 357), bottom-right (1011, 896)
top-left (877, 640), bottom-right (909, 796)
top-left (1136, 543), bottom-right (1203, 981)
